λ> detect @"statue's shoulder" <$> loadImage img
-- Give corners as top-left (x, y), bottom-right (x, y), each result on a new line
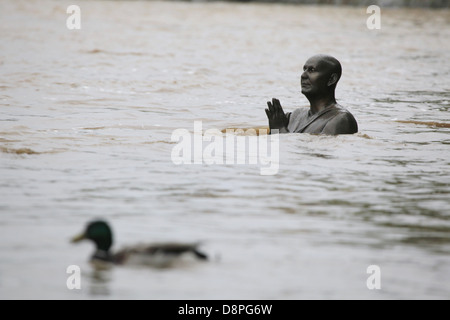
top-left (323, 105), bottom-right (358, 134)
top-left (286, 107), bottom-right (310, 132)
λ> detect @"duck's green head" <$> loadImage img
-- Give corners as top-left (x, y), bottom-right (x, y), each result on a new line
top-left (72, 220), bottom-right (113, 252)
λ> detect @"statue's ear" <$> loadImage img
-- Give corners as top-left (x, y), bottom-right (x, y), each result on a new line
top-left (328, 73), bottom-right (338, 86)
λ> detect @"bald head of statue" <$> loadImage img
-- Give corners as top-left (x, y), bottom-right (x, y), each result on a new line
top-left (301, 54), bottom-right (342, 97)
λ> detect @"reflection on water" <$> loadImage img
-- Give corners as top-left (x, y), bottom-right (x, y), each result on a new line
top-left (0, 0), bottom-right (449, 299)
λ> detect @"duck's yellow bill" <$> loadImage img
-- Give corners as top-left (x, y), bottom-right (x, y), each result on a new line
top-left (71, 233), bottom-right (86, 243)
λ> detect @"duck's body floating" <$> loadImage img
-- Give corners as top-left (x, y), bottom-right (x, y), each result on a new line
top-left (72, 220), bottom-right (208, 268)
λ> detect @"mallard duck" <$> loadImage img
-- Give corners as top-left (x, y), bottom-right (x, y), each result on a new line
top-left (71, 220), bottom-right (208, 268)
